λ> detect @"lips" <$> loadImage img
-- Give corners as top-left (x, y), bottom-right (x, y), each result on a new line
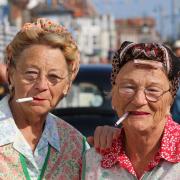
top-left (129, 111), bottom-right (150, 115)
top-left (33, 97), bottom-right (46, 101)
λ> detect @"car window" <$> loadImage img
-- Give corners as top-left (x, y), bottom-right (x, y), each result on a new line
top-left (56, 82), bottom-right (104, 108)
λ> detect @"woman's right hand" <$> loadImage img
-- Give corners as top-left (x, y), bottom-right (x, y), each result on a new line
top-left (87, 126), bottom-right (121, 153)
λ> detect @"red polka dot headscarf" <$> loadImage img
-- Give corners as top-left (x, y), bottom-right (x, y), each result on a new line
top-left (111, 41), bottom-right (180, 98)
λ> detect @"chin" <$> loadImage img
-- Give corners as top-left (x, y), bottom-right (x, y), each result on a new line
top-left (29, 106), bottom-right (50, 116)
top-left (126, 118), bottom-right (153, 132)
top-left (135, 125), bottom-right (150, 133)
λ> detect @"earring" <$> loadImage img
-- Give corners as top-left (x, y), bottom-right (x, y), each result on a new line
top-left (112, 106), bottom-right (116, 111)
top-left (63, 83), bottom-right (71, 96)
top-left (62, 88), bottom-right (68, 96)
top-left (8, 84), bottom-right (15, 99)
top-left (9, 84), bottom-right (13, 91)
top-left (63, 91), bottom-right (67, 96)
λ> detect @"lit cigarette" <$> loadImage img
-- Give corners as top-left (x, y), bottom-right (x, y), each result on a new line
top-left (16, 97), bottom-right (33, 103)
top-left (115, 112), bottom-right (129, 126)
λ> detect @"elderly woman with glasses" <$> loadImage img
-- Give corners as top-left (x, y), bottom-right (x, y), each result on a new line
top-left (83, 42), bottom-right (180, 180)
top-left (0, 18), bottom-right (91, 179)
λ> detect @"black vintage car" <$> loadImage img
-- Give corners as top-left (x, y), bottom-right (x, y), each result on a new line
top-left (51, 64), bottom-right (117, 136)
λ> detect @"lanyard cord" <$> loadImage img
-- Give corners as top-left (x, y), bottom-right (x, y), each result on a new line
top-left (19, 145), bottom-right (51, 180)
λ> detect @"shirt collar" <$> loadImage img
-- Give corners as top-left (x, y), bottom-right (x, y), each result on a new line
top-left (0, 96), bottom-right (60, 152)
top-left (101, 116), bottom-right (180, 169)
top-left (40, 113), bottom-right (60, 152)
top-left (159, 116), bottom-right (180, 162)
top-left (0, 95), bottom-right (13, 120)
top-left (0, 96), bottom-right (16, 145)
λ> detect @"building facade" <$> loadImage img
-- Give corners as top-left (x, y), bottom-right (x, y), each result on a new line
top-left (73, 15), bottom-right (116, 64)
top-left (116, 17), bottom-right (161, 47)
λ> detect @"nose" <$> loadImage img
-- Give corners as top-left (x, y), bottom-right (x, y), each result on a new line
top-left (131, 89), bottom-right (148, 106)
top-left (34, 75), bottom-right (49, 91)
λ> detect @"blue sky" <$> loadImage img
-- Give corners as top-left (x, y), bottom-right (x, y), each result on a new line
top-left (92, 0), bottom-right (180, 40)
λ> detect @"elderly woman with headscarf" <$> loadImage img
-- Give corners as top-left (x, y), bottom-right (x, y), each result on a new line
top-left (0, 18), bottom-right (90, 179)
top-left (83, 42), bottom-right (180, 180)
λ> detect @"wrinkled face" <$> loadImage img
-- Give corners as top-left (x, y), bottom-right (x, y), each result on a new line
top-left (9, 44), bottom-right (70, 115)
top-left (112, 61), bottom-right (172, 132)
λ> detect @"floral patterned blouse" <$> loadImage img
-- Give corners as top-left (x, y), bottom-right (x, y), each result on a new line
top-left (0, 96), bottom-right (89, 179)
top-left (83, 116), bottom-right (180, 180)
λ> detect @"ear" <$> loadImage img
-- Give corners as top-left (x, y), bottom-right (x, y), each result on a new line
top-left (6, 67), bottom-right (15, 86)
top-left (68, 54), bottom-right (80, 81)
top-left (165, 94), bottom-right (173, 115)
top-left (63, 82), bottom-right (72, 96)
top-left (70, 63), bottom-right (79, 81)
top-left (166, 102), bottom-right (172, 115)
top-left (111, 86), bottom-right (118, 111)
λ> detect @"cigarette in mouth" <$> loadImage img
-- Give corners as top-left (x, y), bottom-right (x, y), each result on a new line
top-left (115, 112), bottom-right (129, 127)
top-left (16, 97), bottom-right (33, 103)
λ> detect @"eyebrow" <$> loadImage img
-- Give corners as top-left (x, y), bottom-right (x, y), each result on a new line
top-left (48, 69), bottom-right (68, 76)
top-left (23, 65), bottom-right (40, 70)
top-left (48, 68), bottom-right (66, 72)
top-left (117, 79), bottom-right (166, 86)
top-left (24, 66), bottom-right (66, 73)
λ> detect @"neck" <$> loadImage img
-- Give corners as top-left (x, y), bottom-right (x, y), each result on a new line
top-left (124, 120), bottom-right (166, 178)
top-left (124, 120), bottom-right (166, 158)
top-left (9, 99), bottom-right (47, 151)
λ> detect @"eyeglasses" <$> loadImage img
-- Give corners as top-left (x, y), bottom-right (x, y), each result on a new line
top-left (18, 70), bottom-right (69, 86)
top-left (117, 84), bottom-right (170, 102)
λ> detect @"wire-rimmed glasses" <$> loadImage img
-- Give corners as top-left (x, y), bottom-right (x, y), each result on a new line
top-left (117, 84), bottom-right (170, 102)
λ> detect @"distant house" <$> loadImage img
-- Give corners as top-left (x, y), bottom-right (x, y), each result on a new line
top-left (61, 0), bottom-right (98, 17)
top-left (73, 15), bottom-right (116, 63)
top-left (115, 17), bottom-right (161, 46)
top-left (0, 3), bottom-right (18, 63)
top-left (31, 1), bottom-right (73, 30)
